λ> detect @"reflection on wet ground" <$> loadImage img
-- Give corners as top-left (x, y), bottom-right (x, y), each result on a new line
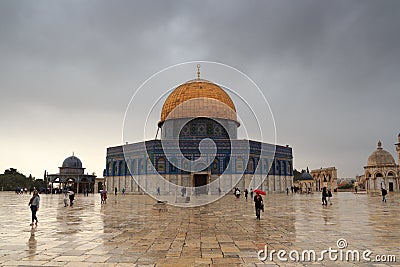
top-left (0, 191), bottom-right (399, 266)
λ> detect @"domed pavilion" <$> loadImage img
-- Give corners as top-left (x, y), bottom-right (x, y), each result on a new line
top-left (104, 66), bottom-right (294, 196)
top-left (47, 154), bottom-right (96, 193)
top-left (293, 168), bottom-right (315, 193)
top-left (364, 138), bottom-right (400, 193)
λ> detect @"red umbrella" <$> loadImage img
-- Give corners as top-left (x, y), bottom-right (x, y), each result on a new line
top-left (253, 189), bottom-right (266, 195)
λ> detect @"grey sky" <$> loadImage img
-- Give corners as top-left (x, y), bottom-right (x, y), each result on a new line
top-left (1, 0), bottom-right (399, 179)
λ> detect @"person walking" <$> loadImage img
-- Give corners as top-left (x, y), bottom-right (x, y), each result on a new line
top-left (235, 188), bottom-right (241, 199)
top-left (244, 189), bottom-right (248, 201)
top-left (322, 187), bottom-right (328, 206)
top-left (250, 188), bottom-right (254, 199)
top-left (253, 193), bottom-right (263, 220)
top-left (327, 189), bottom-right (333, 205)
top-left (114, 187), bottom-right (118, 195)
top-left (103, 191), bottom-right (108, 204)
top-left (382, 187), bottom-right (387, 202)
top-left (28, 191), bottom-right (40, 226)
top-left (100, 190), bottom-right (107, 204)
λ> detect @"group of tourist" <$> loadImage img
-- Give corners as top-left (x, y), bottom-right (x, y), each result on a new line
top-left (28, 185), bottom-right (391, 226)
top-left (83, 187), bottom-right (91, 196)
top-left (233, 188), bottom-right (265, 220)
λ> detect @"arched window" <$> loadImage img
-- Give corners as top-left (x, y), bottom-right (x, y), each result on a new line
top-left (387, 171), bottom-right (395, 177)
top-left (125, 160), bottom-right (130, 175)
top-left (113, 162), bottom-right (118, 176)
top-left (236, 158), bottom-right (244, 172)
top-left (147, 159), bottom-right (153, 172)
top-left (282, 161), bottom-right (287, 175)
top-left (212, 159), bottom-right (219, 174)
top-left (375, 172), bottom-right (383, 178)
top-left (157, 158), bottom-right (166, 173)
top-left (263, 159), bottom-right (269, 174)
top-left (124, 161), bottom-right (128, 176)
top-left (276, 161), bottom-right (281, 175)
top-left (270, 161), bottom-right (275, 175)
top-left (118, 161), bottom-right (123, 176)
top-left (247, 157), bottom-right (254, 173)
top-left (138, 159), bottom-right (144, 174)
top-left (130, 160), bottom-right (136, 175)
top-left (170, 157), bottom-right (177, 172)
top-left (224, 157), bottom-right (230, 173)
top-left (107, 162), bottom-right (111, 176)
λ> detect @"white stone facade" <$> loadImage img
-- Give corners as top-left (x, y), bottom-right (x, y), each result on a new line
top-left (105, 173), bottom-right (293, 195)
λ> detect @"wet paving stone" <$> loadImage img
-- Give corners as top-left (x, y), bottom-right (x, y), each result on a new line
top-left (0, 192), bottom-right (399, 266)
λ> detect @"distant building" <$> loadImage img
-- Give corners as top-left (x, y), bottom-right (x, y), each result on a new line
top-left (311, 167), bottom-right (338, 191)
top-left (355, 174), bottom-right (365, 190)
top-left (364, 137), bottom-right (400, 193)
top-left (293, 168), bottom-right (314, 193)
top-left (47, 155), bottom-right (96, 193)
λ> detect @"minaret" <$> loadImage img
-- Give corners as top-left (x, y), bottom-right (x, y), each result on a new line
top-left (396, 133), bottom-right (400, 165)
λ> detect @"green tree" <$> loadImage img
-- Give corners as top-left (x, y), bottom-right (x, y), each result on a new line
top-left (0, 169), bottom-right (46, 191)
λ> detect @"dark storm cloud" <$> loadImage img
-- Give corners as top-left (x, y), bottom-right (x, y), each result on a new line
top-left (0, 0), bottom-right (399, 177)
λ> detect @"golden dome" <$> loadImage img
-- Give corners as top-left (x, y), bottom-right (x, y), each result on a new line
top-left (367, 141), bottom-right (396, 166)
top-left (159, 79), bottom-right (237, 125)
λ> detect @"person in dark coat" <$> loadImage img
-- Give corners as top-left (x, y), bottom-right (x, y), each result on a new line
top-left (382, 187), bottom-right (387, 202)
top-left (254, 193), bottom-right (263, 220)
top-left (322, 187), bottom-right (328, 205)
top-left (327, 189), bottom-right (333, 205)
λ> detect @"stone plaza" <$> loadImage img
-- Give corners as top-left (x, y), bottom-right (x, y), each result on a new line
top-left (0, 191), bottom-right (399, 266)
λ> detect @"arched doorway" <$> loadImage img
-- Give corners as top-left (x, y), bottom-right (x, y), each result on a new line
top-left (192, 162), bottom-right (209, 195)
